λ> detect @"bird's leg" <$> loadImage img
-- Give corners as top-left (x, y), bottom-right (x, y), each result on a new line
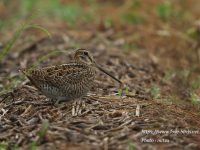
top-left (72, 99), bottom-right (85, 116)
top-left (72, 99), bottom-right (80, 116)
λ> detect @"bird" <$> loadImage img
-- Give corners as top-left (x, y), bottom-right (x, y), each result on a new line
top-left (21, 49), bottom-right (123, 115)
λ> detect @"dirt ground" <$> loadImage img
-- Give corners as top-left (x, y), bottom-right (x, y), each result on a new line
top-left (1, 0), bottom-right (200, 150)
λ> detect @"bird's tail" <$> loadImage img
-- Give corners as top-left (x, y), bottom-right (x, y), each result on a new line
top-left (19, 68), bottom-right (40, 89)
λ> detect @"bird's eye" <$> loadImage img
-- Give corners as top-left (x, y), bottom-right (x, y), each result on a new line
top-left (83, 51), bottom-right (88, 55)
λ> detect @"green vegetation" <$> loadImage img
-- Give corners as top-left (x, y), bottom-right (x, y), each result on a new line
top-left (128, 142), bottom-right (136, 150)
top-left (117, 86), bottom-right (129, 96)
top-left (156, 1), bottom-right (173, 20)
top-left (122, 43), bottom-right (139, 52)
top-left (122, 13), bottom-right (145, 24)
top-left (118, 89), bottom-right (123, 96)
top-left (21, 0), bottom-right (38, 15)
top-left (0, 19), bottom-right (51, 62)
top-left (0, 75), bottom-right (23, 96)
top-left (1, 1), bottom-right (96, 28)
top-left (132, 0), bottom-right (141, 8)
top-left (27, 121), bottom-right (49, 150)
top-left (0, 0), bottom-right (146, 31)
top-left (104, 16), bottom-right (113, 29)
top-left (161, 68), bottom-right (200, 108)
top-left (125, 86), bottom-right (129, 95)
top-left (47, 1), bottom-right (82, 27)
top-left (191, 76), bottom-right (200, 90)
top-left (29, 141), bottom-right (37, 150)
top-left (0, 142), bottom-right (7, 150)
top-left (162, 70), bottom-right (175, 82)
top-left (0, 142), bottom-right (19, 150)
top-left (156, 0), bottom-right (184, 21)
top-left (190, 92), bottom-right (200, 105)
top-left (150, 84), bottom-right (161, 99)
top-left (37, 120), bottom-right (49, 138)
top-left (121, 0), bottom-right (143, 24)
top-left (186, 27), bottom-right (198, 40)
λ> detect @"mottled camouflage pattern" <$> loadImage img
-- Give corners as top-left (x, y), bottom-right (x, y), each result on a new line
top-left (22, 49), bottom-right (96, 101)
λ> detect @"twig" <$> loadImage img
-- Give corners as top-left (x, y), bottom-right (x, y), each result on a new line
top-left (135, 105), bottom-right (140, 117)
top-left (4, 100), bottom-right (52, 109)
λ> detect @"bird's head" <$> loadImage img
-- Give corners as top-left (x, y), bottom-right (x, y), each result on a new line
top-left (74, 48), bottom-right (123, 86)
top-left (74, 49), bottom-right (94, 65)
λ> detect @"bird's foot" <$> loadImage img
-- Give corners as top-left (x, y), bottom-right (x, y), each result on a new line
top-left (72, 99), bottom-right (86, 116)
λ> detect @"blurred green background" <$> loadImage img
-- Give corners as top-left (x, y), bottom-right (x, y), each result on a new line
top-left (1, 0), bottom-right (199, 31)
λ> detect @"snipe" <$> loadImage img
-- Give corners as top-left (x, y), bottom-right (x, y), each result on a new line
top-left (21, 49), bottom-right (122, 104)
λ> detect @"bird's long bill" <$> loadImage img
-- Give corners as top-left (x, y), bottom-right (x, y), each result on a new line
top-left (95, 63), bottom-right (122, 85)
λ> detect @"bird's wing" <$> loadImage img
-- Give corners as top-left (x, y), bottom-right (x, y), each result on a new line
top-left (23, 64), bottom-right (95, 89)
top-left (59, 64), bottom-right (96, 84)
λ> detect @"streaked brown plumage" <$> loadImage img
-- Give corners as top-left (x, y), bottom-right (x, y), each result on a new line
top-left (21, 49), bottom-right (122, 102)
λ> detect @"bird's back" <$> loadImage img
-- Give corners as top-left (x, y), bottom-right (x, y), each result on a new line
top-left (22, 63), bottom-right (96, 101)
